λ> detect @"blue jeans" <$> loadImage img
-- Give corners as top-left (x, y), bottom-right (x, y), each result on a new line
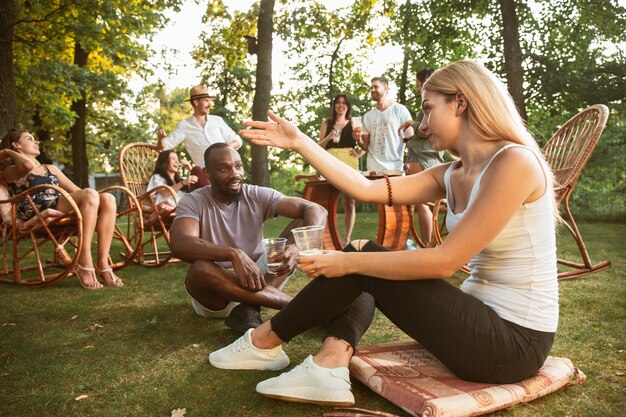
top-left (270, 241), bottom-right (554, 383)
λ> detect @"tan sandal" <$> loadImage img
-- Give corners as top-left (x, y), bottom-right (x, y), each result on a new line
top-left (73, 264), bottom-right (103, 290)
top-left (97, 268), bottom-right (124, 287)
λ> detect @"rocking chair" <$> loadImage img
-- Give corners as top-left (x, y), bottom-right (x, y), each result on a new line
top-left (0, 182), bottom-right (81, 286)
top-left (542, 104), bottom-right (611, 280)
top-left (119, 142), bottom-right (179, 267)
top-left (0, 181), bottom-right (143, 287)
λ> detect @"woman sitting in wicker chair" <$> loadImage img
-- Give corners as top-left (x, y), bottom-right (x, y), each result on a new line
top-left (146, 150), bottom-right (197, 217)
top-left (0, 129), bottom-right (123, 289)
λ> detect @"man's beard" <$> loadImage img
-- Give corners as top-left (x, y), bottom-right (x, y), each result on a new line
top-left (224, 187), bottom-right (242, 201)
top-left (212, 179), bottom-right (243, 202)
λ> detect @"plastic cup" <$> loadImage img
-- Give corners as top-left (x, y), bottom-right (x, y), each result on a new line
top-left (332, 128), bottom-right (341, 143)
top-left (291, 226), bottom-right (324, 271)
top-left (401, 125), bottom-right (415, 141)
top-left (352, 117), bottom-right (362, 130)
top-left (262, 237), bottom-right (287, 275)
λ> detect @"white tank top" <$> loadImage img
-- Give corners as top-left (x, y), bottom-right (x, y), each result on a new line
top-left (445, 145), bottom-right (559, 332)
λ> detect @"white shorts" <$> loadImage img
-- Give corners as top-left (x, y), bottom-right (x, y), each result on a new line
top-left (191, 297), bottom-right (239, 319)
top-left (189, 254), bottom-right (269, 319)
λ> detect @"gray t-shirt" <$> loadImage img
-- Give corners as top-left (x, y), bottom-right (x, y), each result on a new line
top-left (175, 184), bottom-right (285, 268)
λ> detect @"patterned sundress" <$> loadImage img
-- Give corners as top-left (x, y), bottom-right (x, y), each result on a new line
top-left (8, 165), bottom-right (62, 221)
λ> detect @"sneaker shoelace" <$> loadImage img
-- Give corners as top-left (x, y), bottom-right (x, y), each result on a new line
top-left (283, 360), bottom-right (352, 386)
top-left (230, 335), bottom-right (250, 353)
top-left (280, 361), bottom-right (308, 378)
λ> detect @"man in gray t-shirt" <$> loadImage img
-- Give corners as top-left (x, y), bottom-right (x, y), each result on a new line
top-left (170, 143), bottom-right (327, 334)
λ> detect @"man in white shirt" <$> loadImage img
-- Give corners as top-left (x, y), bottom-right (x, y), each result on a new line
top-left (354, 77), bottom-right (412, 173)
top-left (157, 85), bottom-right (243, 189)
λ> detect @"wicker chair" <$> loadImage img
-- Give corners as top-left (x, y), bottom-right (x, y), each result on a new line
top-left (98, 185), bottom-right (144, 270)
top-left (407, 201), bottom-right (449, 249)
top-left (428, 200), bottom-right (449, 249)
top-left (119, 142), bottom-right (179, 267)
top-left (0, 181), bottom-right (142, 287)
top-left (543, 104), bottom-right (611, 280)
top-left (0, 183), bottom-right (82, 286)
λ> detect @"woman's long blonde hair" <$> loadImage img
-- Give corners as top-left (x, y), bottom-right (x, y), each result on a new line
top-left (423, 60), bottom-right (559, 221)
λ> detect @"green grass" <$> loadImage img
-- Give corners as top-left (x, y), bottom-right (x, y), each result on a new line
top-left (0, 214), bottom-right (624, 417)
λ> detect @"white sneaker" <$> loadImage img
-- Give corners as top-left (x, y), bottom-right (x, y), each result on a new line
top-left (209, 329), bottom-right (290, 371)
top-left (256, 355), bottom-right (355, 407)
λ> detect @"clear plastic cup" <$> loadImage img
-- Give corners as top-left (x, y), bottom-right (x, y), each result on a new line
top-left (332, 128), bottom-right (341, 143)
top-left (262, 237), bottom-right (288, 275)
top-left (291, 226), bottom-right (324, 268)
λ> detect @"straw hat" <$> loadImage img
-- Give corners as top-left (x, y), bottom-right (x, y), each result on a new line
top-left (187, 85), bottom-right (216, 101)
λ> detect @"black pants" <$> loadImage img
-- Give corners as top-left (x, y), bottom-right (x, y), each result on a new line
top-left (270, 241), bottom-right (555, 384)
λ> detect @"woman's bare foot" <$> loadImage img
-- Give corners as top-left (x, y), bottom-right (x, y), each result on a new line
top-left (97, 267), bottom-right (124, 287)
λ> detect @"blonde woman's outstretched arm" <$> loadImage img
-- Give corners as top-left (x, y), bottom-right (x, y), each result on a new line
top-left (241, 110), bottom-right (444, 206)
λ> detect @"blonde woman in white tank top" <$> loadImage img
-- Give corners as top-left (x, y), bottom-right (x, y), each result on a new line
top-left (209, 60), bottom-right (559, 409)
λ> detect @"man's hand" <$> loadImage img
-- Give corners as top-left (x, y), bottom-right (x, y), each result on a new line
top-left (230, 248), bottom-right (265, 291)
top-left (270, 243), bottom-right (298, 276)
top-left (156, 129), bottom-right (168, 151)
top-left (183, 175), bottom-right (198, 186)
top-left (398, 120), bottom-right (413, 135)
top-left (180, 158), bottom-right (193, 171)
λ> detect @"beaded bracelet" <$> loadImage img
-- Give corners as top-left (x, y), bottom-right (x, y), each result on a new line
top-left (383, 174), bottom-right (393, 207)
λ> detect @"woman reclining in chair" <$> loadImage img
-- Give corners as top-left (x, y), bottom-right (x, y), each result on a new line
top-left (0, 129), bottom-right (123, 289)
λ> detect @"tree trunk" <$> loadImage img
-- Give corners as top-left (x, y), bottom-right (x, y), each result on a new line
top-left (0, 0), bottom-right (17, 134)
top-left (499, 0), bottom-right (527, 121)
top-left (398, 0), bottom-right (412, 106)
top-left (251, 0), bottom-right (274, 187)
top-left (328, 38), bottom-right (344, 105)
top-left (69, 41), bottom-right (89, 187)
top-left (398, 52), bottom-right (410, 106)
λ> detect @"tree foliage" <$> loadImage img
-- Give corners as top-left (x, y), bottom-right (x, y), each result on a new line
top-left (193, 0), bottom-right (257, 111)
top-left (185, 0), bottom-right (626, 214)
top-left (6, 0), bottom-right (623, 216)
top-left (521, 1), bottom-right (626, 137)
top-left (191, 0), bottom-right (258, 175)
top-left (382, 0), bottom-right (488, 113)
top-left (11, 0), bottom-right (181, 181)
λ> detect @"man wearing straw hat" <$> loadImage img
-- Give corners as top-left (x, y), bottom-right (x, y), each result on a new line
top-left (157, 85), bottom-right (242, 189)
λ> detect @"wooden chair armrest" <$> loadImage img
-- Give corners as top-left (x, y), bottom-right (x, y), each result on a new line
top-left (21, 208), bottom-right (66, 230)
top-left (0, 184), bottom-right (82, 229)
